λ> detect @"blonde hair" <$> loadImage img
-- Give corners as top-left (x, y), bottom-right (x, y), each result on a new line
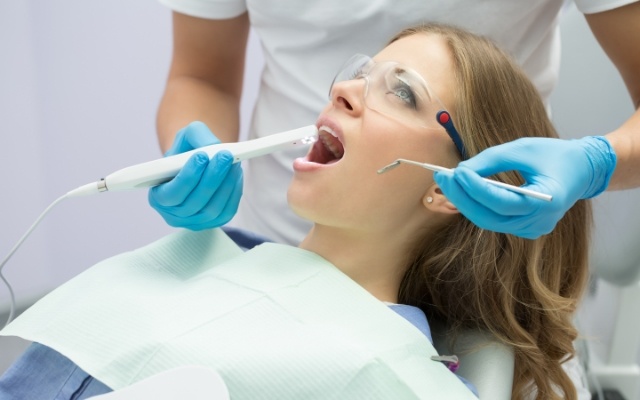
top-left (392, 24), bottom-right (592, 400)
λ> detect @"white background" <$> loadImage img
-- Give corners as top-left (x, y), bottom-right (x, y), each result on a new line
top-left (0, 1), bottom-right (638, 396)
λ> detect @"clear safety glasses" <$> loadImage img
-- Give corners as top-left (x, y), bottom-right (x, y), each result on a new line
top-left (329, 54), bottom-right (467, 159)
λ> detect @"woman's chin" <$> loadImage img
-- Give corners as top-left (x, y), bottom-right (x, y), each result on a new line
top-left (286, 187), bottom-right (314, 221)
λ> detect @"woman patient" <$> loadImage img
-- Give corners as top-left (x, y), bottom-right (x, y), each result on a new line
top-left (0, 24), bottom-right (590, 400)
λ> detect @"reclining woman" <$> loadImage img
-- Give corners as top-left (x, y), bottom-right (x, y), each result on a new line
top-left (0, 23), bottom-right (591, 400)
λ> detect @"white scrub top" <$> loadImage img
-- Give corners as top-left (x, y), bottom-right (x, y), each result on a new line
top-left (158, 0), bottom-right (636, 245)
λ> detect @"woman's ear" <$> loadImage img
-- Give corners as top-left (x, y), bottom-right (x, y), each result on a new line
top-left (422, 184), bottom-right (459, 215)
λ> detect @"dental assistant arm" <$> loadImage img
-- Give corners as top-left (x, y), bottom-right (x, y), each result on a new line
top-left (434, 2), bottom-right (640, 239)
top-left (157, 12), bottom-right (249, 151)
top-left (149, 12), bottom-right (250, 229)
top-left (588, 2), bottom-right (640, 190)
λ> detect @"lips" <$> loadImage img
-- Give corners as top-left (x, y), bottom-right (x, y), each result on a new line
top-left (307, 125), bottom-right (344, 165)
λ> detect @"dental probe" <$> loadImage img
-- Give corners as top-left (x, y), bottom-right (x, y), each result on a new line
top-left (67, 125), bottom-right (319, 197)
top-left (377, 158), bottom-right (553, 202)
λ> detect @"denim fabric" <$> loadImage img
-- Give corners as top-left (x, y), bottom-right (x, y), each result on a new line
top-left (387, 303), bottom-right (433, 342)
top-left (0, 342), bottom-right (111, 400)
top-left (221, 226), bottom-right (272, 250)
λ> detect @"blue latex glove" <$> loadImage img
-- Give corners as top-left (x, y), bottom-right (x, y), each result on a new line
top-left (148, 121), bottom-right (243, 231)
top-left (433, 136), bottom-right (616, 239)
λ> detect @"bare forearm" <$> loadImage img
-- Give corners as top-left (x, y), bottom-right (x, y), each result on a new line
top-left (605, 106), bottom-right (640, 190)
top-left (156, 76), bottom-right (242, 153)
top-left (585, 2), bottom-right (640, 191)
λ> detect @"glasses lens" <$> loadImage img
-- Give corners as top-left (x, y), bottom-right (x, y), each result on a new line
top-left (367, 64), bottom-right (441, 129)
top-left (329, 54), bottom-right (373, 98)
top-left (330, 55), bottom-right (444, 130)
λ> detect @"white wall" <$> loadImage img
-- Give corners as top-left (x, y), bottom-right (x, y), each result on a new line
top-left (0, 1), bottom-right (170, 311)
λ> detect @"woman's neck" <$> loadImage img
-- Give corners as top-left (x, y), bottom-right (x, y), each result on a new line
top-left (298, 225), bottom-right (414, 303)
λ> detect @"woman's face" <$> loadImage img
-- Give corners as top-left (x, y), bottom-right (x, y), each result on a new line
top-left (288, 33), bottom-right (459, 234)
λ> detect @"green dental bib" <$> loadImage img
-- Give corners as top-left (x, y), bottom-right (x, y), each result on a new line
top-left (2, 229), bottom-right (476, 399)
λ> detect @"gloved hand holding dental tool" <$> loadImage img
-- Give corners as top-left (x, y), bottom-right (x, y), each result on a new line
top-left (148, 121), bottom-right (244, 231)
top-left (433, 135), bottom-right (618, 239)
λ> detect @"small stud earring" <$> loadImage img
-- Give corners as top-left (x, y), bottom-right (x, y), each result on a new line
top-left (426, 196), bottom-right (433, 204)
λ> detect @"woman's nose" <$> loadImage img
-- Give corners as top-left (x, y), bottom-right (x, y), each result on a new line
top-left (330, 79), bottom-right (366, 115)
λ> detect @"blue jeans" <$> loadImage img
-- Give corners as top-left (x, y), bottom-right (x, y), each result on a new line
top-left (0, 342), bottom-right (112, 400)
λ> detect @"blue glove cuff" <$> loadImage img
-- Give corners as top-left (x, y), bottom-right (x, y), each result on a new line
top-left (581, 136), bottom-right (617, 199)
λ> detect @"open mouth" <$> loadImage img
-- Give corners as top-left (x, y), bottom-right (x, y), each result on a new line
top-left (307, 126), bottom-right (344, 165)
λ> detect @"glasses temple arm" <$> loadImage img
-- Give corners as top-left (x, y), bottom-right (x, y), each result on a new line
top-left (436, 110), bottom-right (467, 160)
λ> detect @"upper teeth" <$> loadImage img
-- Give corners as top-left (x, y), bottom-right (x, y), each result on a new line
top-left (319, 125), bottom-right (338, 138)
top-left (318, 125), bottom-right (344, 160)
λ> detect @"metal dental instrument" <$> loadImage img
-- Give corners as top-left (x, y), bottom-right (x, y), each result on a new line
top-left (377, 158), bottom-right (553, 202)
